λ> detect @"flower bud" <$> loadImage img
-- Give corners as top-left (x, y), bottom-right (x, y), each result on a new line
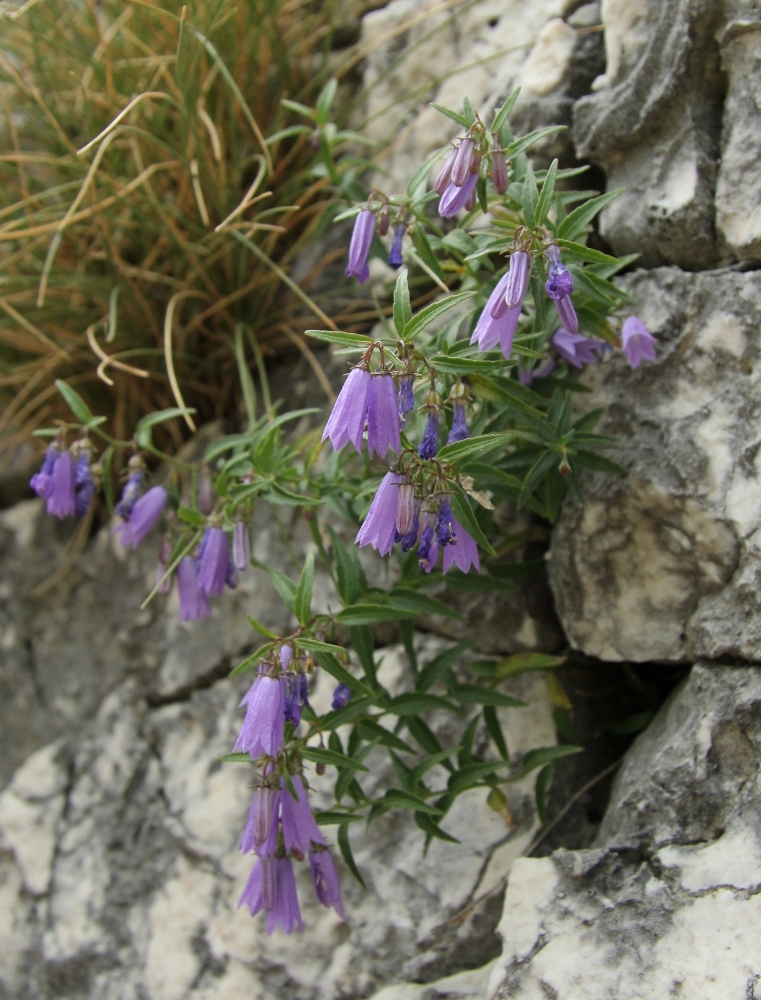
top-left (198, 465), bottom-right (214, 514)
top-left (261, 856), bottom-right (277, 910)
top-left (396, 482), bottom-right (415, 535)
top-left (378, 210), bottom-right (390, 236)
top-left (492, 149), bottom-right (508, 194)
top-left (451, 138), bottom-right (475, 187)
top-left (434, 146), bottom-right (457, 195)
top-left (504, 250), bottom-right (531, 310)
top-left (316, 762), bottom-right (326, 776)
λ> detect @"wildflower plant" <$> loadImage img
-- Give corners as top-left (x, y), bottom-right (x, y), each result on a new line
top-left (24, 77), bottom-right (655, 933)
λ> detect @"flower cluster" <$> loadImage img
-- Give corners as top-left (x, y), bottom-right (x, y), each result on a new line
top-left (30, 438), bottom-right (96, 519)
top-left (234, 646), bottom-right (344, 933)
top-left (345, 201), bottom-right (409, 283)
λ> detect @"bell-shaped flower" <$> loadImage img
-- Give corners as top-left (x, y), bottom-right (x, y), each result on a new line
top-left (438, 173), bottom-right (477, 218)
top-left (322, 367), bottom-right (371, 454)
top-left (621, 316), bottom-right (656, 369)
top-left (367, 374), bottom-right (401, 458)
top-left (235, 673), bottom-right (287, 759)
top-left (114, 486), bottom-right (167, 549)
top-left (177, 556), bottom-right (211, 621)
top-left (310, 848), bottom-right (345, 918)
top-left (504, 250), bottom-right (531, 311)
top-left (239, 856), bottom-right (304, 935)
top-left (281, 774), bottom-right (324, 856)
top-left (355, 471), bottom-right (403, 557)
top-left (442, 518), bottom-right (480, 574)
top-left (346, 208), bottom-right (375, 282)
top-left (197, 526), bottom-right (229, 596)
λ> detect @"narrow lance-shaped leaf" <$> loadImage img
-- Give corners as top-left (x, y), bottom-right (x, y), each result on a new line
top-left (294, 551), bottom-right (314, 626)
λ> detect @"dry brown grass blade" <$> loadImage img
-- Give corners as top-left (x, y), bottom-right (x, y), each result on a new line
top-left (0, 297), bottom-right (69, 357)
top-left (86, 323), bottom-right (149, 386)
top-left (164, 290), bottom-right (210, 431)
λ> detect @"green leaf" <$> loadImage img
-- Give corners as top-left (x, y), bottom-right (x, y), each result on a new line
top-left (267, 567), bottom-right (297, 612)
top-left (246, 615), bottom-right (279, 640)
top-left (336, 604), bottom-right (418, 626)
top-left (556, 189), bottom-right (625, 240)
top-left (337, 823), bottom-right (366, 888)
top-left (451, 685), bottom-right (526, 708)
top-left (389, 692), bottom-right (459, 715)
top-left (294, 552), bottom-right (314, 626)
top-left (410, 224), bottom-right (446, 281)
top-left (304, 329), bottom-right (373, 348)
top-left (573, 450), bottom-right (627, 476)
top-left (415, 812), bottom-right (460, 844)
top-left (54, 379), bottom-right (93, 422)
top-left (607, 710), bottom-right (653, 736)
top-left (430, 102), bottom-right (471, 128)
top-left (429, 356), bottom-right (507, 376)
top-left (393, 269), bottom-right (412, 336)
top-left (281, 98), bottom-right (316, 120)
top-left (535, 764), bottom-right (552, 824)
top-left (319, 696), bottom-right (374, 731)
top-left (402, 291), bottom-right (476, 342)
top-left (450, 485), bottom-right (495, 556)
top-left (295, 638), bottom-right (346, 655)
top-left (348, 625), bottom-right (378, 690)
top-left (437, 432), bottom-right (514, 465)
top-left (356, 719), bottom-right (415, 753)
top-left (417, 640), bottom-right (474, 692)
top-left (380, 788), bottom-right (442, 815)
top-left (218, 752), bottom-right (251, 763)
top-left (387, 587), bottom-right (463, 621)
top-left (177, 505), bottom-right (206, 527)
top-left (314, 652), bottom-right (376, 700)
top-left (327, 526), bottom-right (367, 604)
top-left (477, 174), bottom-right (488, 214)
top-left (300, 746), bottom-right (369, 772)
top-left (554, 240), bottom-right (619, 266)
top-left (267, 483), bottom-right (321, 507)
top-left (229, 642), bottom-right (272, 677)
top-left (535, 158), bottom-right (558, 227)
top-left (494, 652), bottom-right (566, 679)
top-left (134, 407), bottom-right (196, 449)
top-left (448, 760), bottom-right (511, 794)
top-left (315, 810), bottom-right (364, 825)
top-left (518, 745), bottom-right (583, 777)
top-left (234, 324), bottom-right (256, 427)
top-left (505, 125), bottom-right (566, 161)
top-left (408, 749), bottom-right (460, 784)
top-left (483, 705), bottom-right (509, 759)
top-left (407, 148), bottom-right (446, 197)
top-left (492, 88), bottom-right (521, 132)
top-left (406, 717), bottom-right (447, 761)
top-left (521, 160), bottom-right (538, 230)
top-left (316, 78), bottom-right (337, 124)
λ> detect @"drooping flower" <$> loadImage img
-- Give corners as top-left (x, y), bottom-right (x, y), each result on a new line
top-left (322, 367), bottom-right (372, 454)
top-left (544, 246), bottom-right (578, 334)
top-left (29, 446), bottom-right (57, 501)
top-left (367, 374), bottom-right (401, 458)
top-left (197, 526), bottom-right (229, 596)
top-left (346, 208), bottom-right (375, 282)
top-left (115, 470), bottom-right (142, 518)
top-left (284, 673), bottom-right (309, 727)
top-left (442, 518), bottom-right (480, 574)
top-left (281, 774), bottom-right (324, 856)
top-left (434, 147), bottom-right (457, 195)
top-left (398, 375), bottom-right (415, 425)
top-left (310, 848), bottom-right (345, 918)
top-left (555, 294), bottom-right (579, 335)
top-left (551, 328), bottom-right (603, 369)
top-left (438, 173), bottom-right (478, 218)
top-left (240, 785), bottom-right (281, 856)
top-left (504, 250), bottom-right (531, 311)
top-left (418, 412), bottom-right (440, 459)
top-left (451, 137), bottom-right (475, 186)
top-left (395, 482), bottom-right (415, 535)
top-left (355, 471), bottom-right (404, 557)
top-left (114, 485), bottom-right (167, 549)
top-left (388, 223), bottom-right (405, 269)
top-left (417, 524), bottom-right (439, 574)
top-left (46, 449), bottom-right (76, 519)
top-left (233, 520), bottom-right (250, 571)
top-left (177, 556), bottom-right (211, 621)
top-left (437, 498), bottom-right (457, 546)
top-left (621, 316), bottom-right (656, 369)
top-left (73, 452), bottom-right (95, 519)
top-left (332, 683), bottom-right (351, 711)
top-left (447, 404), bottom-right (469, 445)
top-left (471, 273), bottom-right (521, 355)
top-left (235, 672), bottom-right (287, 759)
top-left (239, 856), bottom-right (304, 935)
top-left (492, 148), bottom-right (508, 194)
top-left (400, 504), bottom-right (420, 552)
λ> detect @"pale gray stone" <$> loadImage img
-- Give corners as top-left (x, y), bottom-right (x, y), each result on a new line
top-left (548, 266), bottom-right (761, 663)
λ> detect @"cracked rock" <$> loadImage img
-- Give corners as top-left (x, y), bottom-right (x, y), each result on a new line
top-left (487, 664), bottom-right (761, 999)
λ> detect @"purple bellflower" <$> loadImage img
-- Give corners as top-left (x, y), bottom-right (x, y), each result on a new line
top-left (115, 471), bottom-right (142, 518)
top-left (388, 223), bottom-right (405, 269)
top-left (323, 367), bottom-right (371, 454)
top-left (281, 774), bottom-right (324, 856)
top-left (355, 471), bottom-right (403, 557)
top-left (492, 149), bottom-right (508, 194)
top-left (310, 848), bottom-right (345, 918)
top-left (367, 374), bottom-right (401, 458)
top-left (240, 785), bottom-right (281, 855)
top-left (37, 449), bottom-right (76, 517)
top-left (114, 485), bottom-right (167, 549)
top-left (285, 674), bottom-right (309, 727)
top-left (396, 482), bottom-right (415, 535)
top-left (470, 273), bottom-right (521, 358)
top-left (346, 209), bottom-right (375, 282)
top-left (439, 172), bottom-right (477, 218)
top-left (551, 328), bottom-right (603, 369)
top-left (417, 524), bottom-right (439, 574)
top-left (505, 251), bottom-right (531, 311)
top-left (398, 375), bottom-right (415, 425)
top-left (235, 672), bottom-right (287, 759)
top-left (30, 446), bottom-right (56, 502)
top-left (442, 518), bottom-right (480, 574)
top-left (233, 520), bottom-right (250, 571)
top-left (451, 138), bottom-right (475, 187)
top-left (332, 682), bottom-right (351, 711)
top-left (177, 556), bottom-right (211, 621)
top-left (621, 316), bottom-right (656, 369)
top-left (239, 856), bottom-right (304, 935)
top-left (434, 147), bottom-right (457, 195)
top-left (400, 503), bottom-right (420, 553)
top-left (437, 498), bottom-right (457, 546)
top-left (73, 452), bottom-right (94, 518)
top-left (544, 246), bottom-right (578, 333)
top-left (448, 403), bottom-right (470, 444)
top-left (197, 526), bottom-right (229, 596)
top-left (418, 412), bottom-right (440, 459)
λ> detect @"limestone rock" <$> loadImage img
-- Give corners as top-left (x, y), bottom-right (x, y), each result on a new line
top-left (487, 664), bottom-right (761, 999)
top-left (548, 266), bottom-right (761, 663)
top-left (573, 0), bottom-right (726, 269)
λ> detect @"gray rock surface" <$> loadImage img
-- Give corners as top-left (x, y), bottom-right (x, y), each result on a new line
top-left (548, 266), bottom-right (761, 663)
top-left (487, 664), bottom-right (761, 999)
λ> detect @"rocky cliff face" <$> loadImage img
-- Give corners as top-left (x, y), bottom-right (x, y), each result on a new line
top-left (2, 1), bottom-right (761, 998)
